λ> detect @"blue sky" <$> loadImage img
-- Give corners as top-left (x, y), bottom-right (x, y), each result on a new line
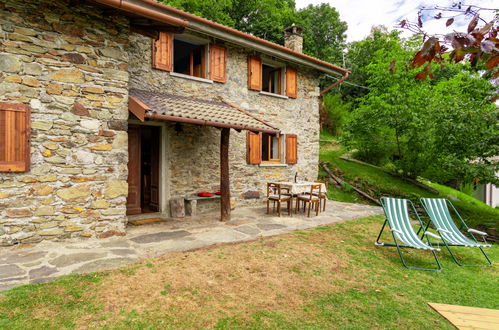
top-left (295, 0), bottom-right (497, 42)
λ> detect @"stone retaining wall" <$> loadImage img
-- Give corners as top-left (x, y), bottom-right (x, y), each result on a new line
top-left (0, 0), bottom-right (130, 246)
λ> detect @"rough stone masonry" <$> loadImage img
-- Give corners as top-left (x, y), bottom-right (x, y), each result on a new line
top-left (0, 0), bottom-right (323, 246)
top-left (0, 0), bottom-right (130, 246)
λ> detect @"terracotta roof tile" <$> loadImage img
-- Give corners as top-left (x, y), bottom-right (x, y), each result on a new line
top-left (129, 88), bottom-right (278, 133)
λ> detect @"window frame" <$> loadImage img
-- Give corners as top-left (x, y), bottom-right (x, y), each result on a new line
top-left (172, 36), bottom-right (209, 79)
top-left (261, 60), bottom-right (285, 96)
top-left (261, 133), bottom-right (283, 164)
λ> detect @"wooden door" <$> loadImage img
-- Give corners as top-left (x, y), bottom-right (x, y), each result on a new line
top-left (150, 127), bottom-right (160, 211)
top-left (126, 125), bottom-right (142, 215)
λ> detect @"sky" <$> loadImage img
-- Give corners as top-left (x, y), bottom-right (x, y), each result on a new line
top-left (295, 0), bottom-right (497, 42)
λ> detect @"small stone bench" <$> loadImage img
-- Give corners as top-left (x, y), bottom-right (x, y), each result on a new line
top-left (184, 195), bottom-right (221, 216)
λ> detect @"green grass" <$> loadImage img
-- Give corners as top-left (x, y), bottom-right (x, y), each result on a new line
top-left (319, 138), bottom-right (499, 232)
top-left (0, 216), bottom-right (496, 329)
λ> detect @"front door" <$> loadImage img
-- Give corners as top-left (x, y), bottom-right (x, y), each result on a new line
top-left (126, 125), bottom-right (161, 215)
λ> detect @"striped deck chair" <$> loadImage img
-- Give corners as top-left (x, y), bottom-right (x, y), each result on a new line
top-left (376, 197), bottom-right (442, 271)
top-left (420, 198), bottom-right (492, 267)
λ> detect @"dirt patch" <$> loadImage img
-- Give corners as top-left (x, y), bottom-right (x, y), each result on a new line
top-left (79, 229), bottom-right (351, 327)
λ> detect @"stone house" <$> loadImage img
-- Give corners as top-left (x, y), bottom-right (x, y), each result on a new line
top-left (0, 0), bottom-right (349, 246)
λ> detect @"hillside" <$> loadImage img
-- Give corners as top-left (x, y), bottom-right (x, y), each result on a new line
top-left (319, 133), bottom-right (499, 236)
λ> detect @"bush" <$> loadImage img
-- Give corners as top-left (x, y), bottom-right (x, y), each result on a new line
top-left (322, 93), bottom-right (351, 136)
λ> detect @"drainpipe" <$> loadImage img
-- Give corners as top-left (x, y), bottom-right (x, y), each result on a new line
top-left (320, 71), bottom-right (349, 96)
top-left (92, 0), bottom-right (188, 28)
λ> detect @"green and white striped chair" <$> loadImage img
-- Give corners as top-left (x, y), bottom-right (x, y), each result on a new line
top-left (420, 198), bottom-right (492, 267)
top-left (376, 197), bottom-right (442, 271)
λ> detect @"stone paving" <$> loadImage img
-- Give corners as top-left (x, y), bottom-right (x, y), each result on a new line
top-left (0, 201), bottom-right (383, 291)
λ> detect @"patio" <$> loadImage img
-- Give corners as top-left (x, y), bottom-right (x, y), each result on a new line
top-left (0, 201), bottom-right (382, 291)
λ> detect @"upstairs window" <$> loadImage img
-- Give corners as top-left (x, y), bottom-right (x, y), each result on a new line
top-left (173, 38), bottom-right (206, 78)
top-left (262, 65), bottom-right (282, 95)
top-left (248, 56), bottom-right (297, 98)
top-left (152, 32), bottom-right (227, 83)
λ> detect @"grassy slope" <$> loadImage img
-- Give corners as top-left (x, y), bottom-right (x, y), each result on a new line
top-left (0, 216), bottom-right (497, 329)
top-left (319, 133), bottom-right (499, 232)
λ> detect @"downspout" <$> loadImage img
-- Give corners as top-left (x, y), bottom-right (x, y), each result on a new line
top-left (92, 0), bottom-right (188, 28)
top-left (320, 71), bottom-right (349, 96)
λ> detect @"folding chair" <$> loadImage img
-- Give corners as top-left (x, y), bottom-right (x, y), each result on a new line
top-left (376, 197), bottom-right (442, 271)
top-left (420, 198), bottom-right (492, 267)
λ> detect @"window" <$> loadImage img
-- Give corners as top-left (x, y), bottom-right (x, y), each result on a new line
top-left (247, 132), bottom-right (297, 165)
top-left (262, 133), bottom-right (281, 162)
top-left (0, 102), bottom-right (31, 172)
top-left (152, 32), bottom-right (227, 83)
top-left (173, 38), bottom-right (206, 78)
top-left (247, 56), bottom-right (298, 98)
top-left (262, 65), bottom-right (282, 95)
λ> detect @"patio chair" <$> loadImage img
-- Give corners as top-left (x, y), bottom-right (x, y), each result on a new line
top-left (420, 198), bottom-right (492, 267)
top-left (376, 197), bottom-right (442, 271)
top-left (267, 182), bottom-right (292, 216)
top-left (296, 184), bottom-right (321, 217)
top-left (314, 180), bottom-right (328, 211)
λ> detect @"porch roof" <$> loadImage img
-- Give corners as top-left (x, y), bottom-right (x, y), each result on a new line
top-left (129, 88), bottom-right (279, 134)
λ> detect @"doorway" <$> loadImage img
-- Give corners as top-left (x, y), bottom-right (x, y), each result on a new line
top-left (126, 125), bottom-right (161, 215)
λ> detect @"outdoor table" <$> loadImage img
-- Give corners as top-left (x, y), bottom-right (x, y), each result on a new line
top-left (270, 181), bottom-right (326, 195)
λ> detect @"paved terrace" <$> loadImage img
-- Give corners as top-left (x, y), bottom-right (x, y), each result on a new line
top-left (0, 201), bottom-right (383, 291)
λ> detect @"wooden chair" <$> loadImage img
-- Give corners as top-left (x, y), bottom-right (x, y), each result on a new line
top-left (296, 184), bottom-right (321, 217)
top-left (267, 183), bottom-right (292, 216)
top-left (314, 180), bottom-right (328, 211)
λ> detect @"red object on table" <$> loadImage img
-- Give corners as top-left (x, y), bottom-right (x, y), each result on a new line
top-left (197, 192), bottom-right (214, 197)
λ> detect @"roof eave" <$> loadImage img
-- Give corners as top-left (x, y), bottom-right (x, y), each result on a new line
top-left (124, 0), bottom-right (349, 76)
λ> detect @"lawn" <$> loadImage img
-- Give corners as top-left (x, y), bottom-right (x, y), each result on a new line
top-left (318, 136), bottom-right (499, 232)
top-left (0, 216), bottom-right (497, 329)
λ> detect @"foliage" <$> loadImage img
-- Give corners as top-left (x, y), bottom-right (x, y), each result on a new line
top-left (321, 93), bottom-right (351, 136)
top-left (341, 27), bottom-right (401, 102)
top-left (319, 139), bottom-right (499, 231)
top-left (296, 3), bottom-right (347, 64)
top-left (159, 0), bottom-right (347, 64)
top-left (342, 37), bottom-right (498, 183)
top-left (399, 3), bottom-right (498, 80)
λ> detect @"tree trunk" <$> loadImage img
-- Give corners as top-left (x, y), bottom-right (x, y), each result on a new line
top-left (220, 128), bottom-right (231, 221)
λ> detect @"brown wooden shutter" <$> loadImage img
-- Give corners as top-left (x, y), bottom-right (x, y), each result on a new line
top-left (246, 131), bottom-right (261, 164)
top-left (248, 56), bottom-right (262, 91)
top-left (210, 44), bottom-right (227, 83)
top-left (286, 67), bottom-right (297, 98)
top-left (285, 134), bottom-right (297, 164)
top-left (0, 102), bottom-right (31, 172)
top-left (152, 32), bottom-right (173, 71)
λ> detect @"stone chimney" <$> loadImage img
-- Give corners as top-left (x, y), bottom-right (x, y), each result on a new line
top-left (284, 24), bottom-right (304, 53)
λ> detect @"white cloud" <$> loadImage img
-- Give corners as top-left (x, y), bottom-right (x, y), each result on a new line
top-left (295, 0), bottom-right (497, 42)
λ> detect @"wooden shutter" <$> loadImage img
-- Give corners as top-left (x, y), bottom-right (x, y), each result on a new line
top-left (286, 67), bottom-right (297, 98)
top-left (246, 131), bottom-right (261, 164)
top-left (248, 56), bottom-right (262, 91)
top-left (152, 32), bottom-right (173, 71)
top-left (0, 102), bottom-right (31, 172)
top-left (285, 134), bottom-right (297, 164)
top-left (210, 44), bottom-right (227, 83)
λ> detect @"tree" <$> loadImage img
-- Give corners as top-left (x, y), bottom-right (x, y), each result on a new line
top-left (296, 3), bottom-right (347, 65)
top-left (343, 38), bottom-right (498, 184)
top-left (340, 27), bottom-right (400, 102)
top-left (159, 0), bottom-right (347, 64)
top-left (399, 3), bottom-right (498, 80)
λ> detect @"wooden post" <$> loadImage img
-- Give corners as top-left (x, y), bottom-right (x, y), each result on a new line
top-left (220, 127), bottom-right (231, 221)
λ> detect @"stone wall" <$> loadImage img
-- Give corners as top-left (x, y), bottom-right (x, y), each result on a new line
top-left (128, 32), bottom-right (321, 213)
top-left (0, 0), bottom-right (130, 246)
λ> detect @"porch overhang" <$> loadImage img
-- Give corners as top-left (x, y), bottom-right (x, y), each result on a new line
top-left (128, 88), bottom-right (279, 134)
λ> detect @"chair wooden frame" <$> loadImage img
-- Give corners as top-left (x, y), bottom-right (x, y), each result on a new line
top-left (296, 184), bottom-right (321, 217)
top-left (267, 182), bottom-right (292, 216)
top-left (314, 180), bottom-right (328, 211)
